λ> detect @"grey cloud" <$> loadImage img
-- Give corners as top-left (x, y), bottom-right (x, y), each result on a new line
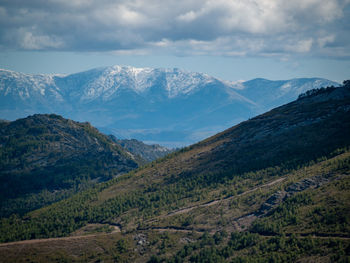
top-left (0, 0), bottom-right (349, 57)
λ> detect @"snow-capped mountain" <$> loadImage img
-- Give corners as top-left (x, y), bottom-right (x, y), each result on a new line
top-left (0, 66), bottom-right (339, 147)
top-left (234, 78), bottom-right (340, 111)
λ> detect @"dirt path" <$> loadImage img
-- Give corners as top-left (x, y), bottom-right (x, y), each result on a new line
top-left (0, 177), bottom-right (286, 247)
top-left (149, 227), bottom-right (350, 241)
top-left (148, 227), bottom-right (203, 234)
top-left (259, 233), bottom-right (350, 241)
top-left (0, 224), bottom-right (121, 247)
top-left (164, 177), bottom-right (286, 218)
top-left (146, 227), bottom-right (350, 241)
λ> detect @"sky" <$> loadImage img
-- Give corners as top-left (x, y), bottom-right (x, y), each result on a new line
top-left (0, 0), bottom-right (349, 83)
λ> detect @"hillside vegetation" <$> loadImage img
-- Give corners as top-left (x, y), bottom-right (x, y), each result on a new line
top-left (0, 82), bottom-right (349, 262)
top-left (0, 114), bottom-right (143, 217)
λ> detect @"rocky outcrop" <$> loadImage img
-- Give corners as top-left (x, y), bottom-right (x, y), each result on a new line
top-left (257, 175), bottom-right (331, 216)
top-left (286, 175), bottom-right (329, 193)
top-left (257, 190), bottom-right (288, 215)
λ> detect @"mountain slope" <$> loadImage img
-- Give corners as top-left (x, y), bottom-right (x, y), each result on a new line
top-left (0, 82), bottom-right (349, 262)
top-left (235, 77), bottom-right (339, 111)
top-left (0, 81), bottom-right (349, 250)
top-left (0, 67), bottom-right (339, 146)
top-left (0, 114), bottom-right (142, 217)
top-left (109, 136), bottom-right (174, 162)
top-left (2, 151), bottom-right (348, 262)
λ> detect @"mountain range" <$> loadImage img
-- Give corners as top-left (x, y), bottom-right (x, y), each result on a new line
top-left (0, 81), bottom-right (349, 262)
top-left (0, 66), bottom-right (339, 147)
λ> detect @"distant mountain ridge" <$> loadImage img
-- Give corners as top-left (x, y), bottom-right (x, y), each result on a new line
top-left (0, 66), bottom-right (339, 146)
top-left (109, 135), bottom-right (174, 162)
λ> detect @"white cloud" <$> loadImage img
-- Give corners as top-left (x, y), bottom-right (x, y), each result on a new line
top-left (177, 11), bottom-right (198, 22)
top-left (152, 38), bottom-right (171, 47)
top-left (204, 0), bottom-right (288, 34)
top-left (283, 0), bottom-right (342, 23)
top-left (285, 39), bottom-right (314, 53)
top-left (318, 35), bottom-right (336, 47)
top-left (94, 4), bottom-right (147, 27)
top-left (0, 0), bottom-right (349, 58)
top-left (20, 31), bottom-right (64, 50)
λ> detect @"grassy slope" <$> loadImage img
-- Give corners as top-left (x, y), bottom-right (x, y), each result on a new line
top-left (0, 149), bottom-right (349, 263)
top-left (0, 85), bottom-right (349, 262)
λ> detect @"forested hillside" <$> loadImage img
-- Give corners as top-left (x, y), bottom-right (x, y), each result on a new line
top-left (0, 114), bottom-right (143, 217)
top-left (0, 82), bottom-right (349, 262)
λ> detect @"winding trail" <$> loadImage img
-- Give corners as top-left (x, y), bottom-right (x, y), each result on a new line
top-left (0, 177), bottom-right (285, 248)
top-left (0, 225), bottom-right (120, 247)
top-left (2, 173), bottom-right (349, 249)
top-left (162, 177), bottom-right (286, 218)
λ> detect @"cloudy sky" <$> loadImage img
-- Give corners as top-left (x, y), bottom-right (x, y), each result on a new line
top-left (0, 0), bottom-right (349, 82)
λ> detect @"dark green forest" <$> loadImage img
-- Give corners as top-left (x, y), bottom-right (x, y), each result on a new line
top-left (0, 114), bottom-right (142, 217)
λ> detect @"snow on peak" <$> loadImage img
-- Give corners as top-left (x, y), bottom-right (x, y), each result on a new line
top-left (229, 80), bottom-right (245, 90)
top-left (163, 68), bottom-right (215, 97)
top-left (0, 69), bottom-right (62, 100)
top-left (80, 66), bottom-right (219, 101)
top-left (81, 65), bottom-right (157, 100)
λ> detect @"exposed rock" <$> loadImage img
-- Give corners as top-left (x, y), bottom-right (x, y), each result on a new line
top-left (134, 233), bottom-right (149, 255)
top-left (286, 175), bottom-right (329, 193)
top-left (256, 175), bottom-right (331, 217)
top-left (180, 237), bottom-right (195, 244)
top-left (257, 190), bottom-right (287, 215)
top-left (134, 233), bottom-right (148, 246)
top-left (236, 214), bottom-right (258, 231)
